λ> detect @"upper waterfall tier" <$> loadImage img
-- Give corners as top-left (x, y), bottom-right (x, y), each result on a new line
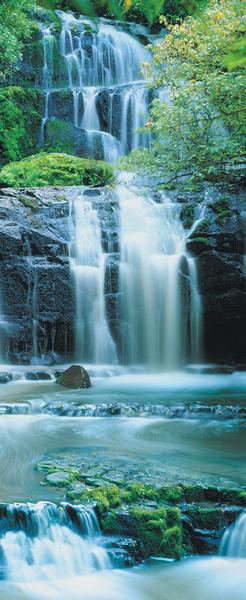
top-left (39, 12), bottom-right (152, 160)
top-left (57, 11), bottom-right (150, 88)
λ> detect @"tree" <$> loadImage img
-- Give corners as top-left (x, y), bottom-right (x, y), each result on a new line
top-left (126, 0), bottom-right (246, 185)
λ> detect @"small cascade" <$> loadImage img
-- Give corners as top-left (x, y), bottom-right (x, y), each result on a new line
top-left (40, 91), bottom-right (50, 146)
top-left (39, 11), bottom-right (151, 159)
top-left (117, 184), bottom-right (202, 368)
top-left (26, 244), bottom-right (39, 361)
top-left (40, 25), bottom-right (54, 145)
top-left (220, 512), bottom-right (246, 558)
top-left (0, 502), bottom-right (110, 582)
top-left (69, 192), bottom-right (117, 364)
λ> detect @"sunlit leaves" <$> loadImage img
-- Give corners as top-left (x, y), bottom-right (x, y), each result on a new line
top-left (140, 0), bottom-right (245, 182)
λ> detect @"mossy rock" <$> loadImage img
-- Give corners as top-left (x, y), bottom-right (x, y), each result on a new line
top-left (208, 196), bottom-right (232, 222)
top-left (180, 202), bottom-right (195, 229)
top-left (0, 152), bottom-right (114, 188)
top-left (57, 365), bottom-right (91, 389)
top-left (104, 506), bottom-right (182, 559)
top-left (186, 237), bottom-right (212, 254)
top-left (79, 484), bottom-right (121, 519)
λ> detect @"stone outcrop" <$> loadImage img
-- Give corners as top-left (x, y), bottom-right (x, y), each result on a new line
top-left (57, 364), bottom-right (91, 389)
top-left (184, 186), bottom-right (246, 364)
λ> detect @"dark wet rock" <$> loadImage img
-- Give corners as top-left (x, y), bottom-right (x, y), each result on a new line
top-left (57, 364), bottom-right (91, 389)
top-left (101, 536), bottom-right (142, 567)
top-left (0, 403), bottom-right (30, 415)
top-left (0, 372), bottom-right (13, 384)
top-left (44, 471), bottom-right (72, 486)
top-left (25, 371), bottom-right (52, 381)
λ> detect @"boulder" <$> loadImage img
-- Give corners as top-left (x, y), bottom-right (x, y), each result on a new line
top-left (57, 364), bottom-right (91, 389)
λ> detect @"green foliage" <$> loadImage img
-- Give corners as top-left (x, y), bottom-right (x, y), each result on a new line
top-left (208, 197), bottom-right (232, 221)
top-left (37, 0), bottom-right (205, 24)
top-left (0, 87), bottom-right (42, 165)
top-left (0, 0), bottom-right (35, 84)
top-left (0, 152), bottom-right (114, 187)
top-left (180, 202), bottom-right (195, 229)
top-left (127, 0), bottom-right (245, 185)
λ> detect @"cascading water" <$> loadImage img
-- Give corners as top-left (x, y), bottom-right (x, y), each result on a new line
top-left (0, 502), bottom-right (110, 582)
top-left (220, 511), bottom-right (246, 558)
top-left (117, 184), bottom-right (202, 368)
top-left (68, 182), bottom-right (202, 368)
top-left (69, 192), bottom-right (117, 364)
top-left (39, 11), bottom-right (151, 160)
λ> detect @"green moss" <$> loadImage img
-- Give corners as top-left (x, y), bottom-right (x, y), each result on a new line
top-left (159, 485), bottom-right (184, 504)
top-left (18, 194), bottom-right (38, 211)
top-left (129, 507), bottom-right (182, 559)
top-left (79, 484), bottom-right (121, 518)
top-left (0, 87), bottom-right (42, 166)
top-left (208, 196), bottom-right (232, 222)
top-left (180, 202), bottom-right (196, 229)
top-left (121, 483), bottom-right (159, 504)
top-left (187, 506), bottom-right (222, 530)
top-left (46, 119), bottom-right (77, 155)
top-left (0, 152), bottom-right (114, 188)
top-left (189, 237), bottom-right (212, 248)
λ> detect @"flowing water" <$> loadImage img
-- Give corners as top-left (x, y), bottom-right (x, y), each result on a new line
top-left (40, 11), bottom-right (151, 160)
top-left (0, 9), bottom-right (245, 600)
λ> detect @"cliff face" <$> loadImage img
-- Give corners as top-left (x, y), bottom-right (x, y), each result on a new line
top-left (0, 188), bottom-right (73, 362)
top-left (185, 187), bottom-right (245, 365)
top-left (0, 185), bottom-right (245, 365)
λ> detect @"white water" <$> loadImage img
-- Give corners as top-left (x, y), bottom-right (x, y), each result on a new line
top-left (69, 193), bottom-right (117, 364)
top-left (220, 511), bottom-right (246, 557)
top-left (39, 11), bottom-right (151, 159)
top-left (0, 502), bottom-right (110, 582)
top-left (118, 185), bottom-right (202, 367)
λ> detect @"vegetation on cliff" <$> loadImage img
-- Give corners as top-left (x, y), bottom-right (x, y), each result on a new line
top-left (124, 0), bottom-right (246, 186)
top-left (0, 87), bottom-right (42, 165)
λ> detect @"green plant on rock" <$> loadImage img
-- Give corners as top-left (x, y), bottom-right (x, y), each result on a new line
top-left (79, 484), bottom-right (121, 518)
top-left (180, 202), bottom-right (196, 229)
top-left (121, 482), bottom-right (159, 503)
top-left (130, 506), bottom-right (182, 558)
top-left (208, 196), bottom-right (232, 221)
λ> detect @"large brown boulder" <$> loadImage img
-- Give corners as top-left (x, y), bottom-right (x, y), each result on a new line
top-left (57, 365), bottom-right (91, 389)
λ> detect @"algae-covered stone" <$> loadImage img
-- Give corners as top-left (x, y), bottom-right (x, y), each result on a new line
top-left (104, 506), bottom-right (182, 559)
top-left (44, 471), bottom-right (72, 487)
top-left (57, 365), bottom-right (91, 389)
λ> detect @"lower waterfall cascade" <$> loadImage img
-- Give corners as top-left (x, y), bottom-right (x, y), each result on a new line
top-left (0, 502), bottom-right (110, 582)
top-left (68, 182), bottom-right (203, 368)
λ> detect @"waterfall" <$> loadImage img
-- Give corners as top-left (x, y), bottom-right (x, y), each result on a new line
top-left (220, 512), bottom-right (246, 558)
top-left (0, 502), bottom-right (110, 582)
top-left (117, 184), bottom-right (202, 368)
top-left (39, 11), bottom-right (151, 159)
top-left (69, 192), bottom-right (117, 364)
